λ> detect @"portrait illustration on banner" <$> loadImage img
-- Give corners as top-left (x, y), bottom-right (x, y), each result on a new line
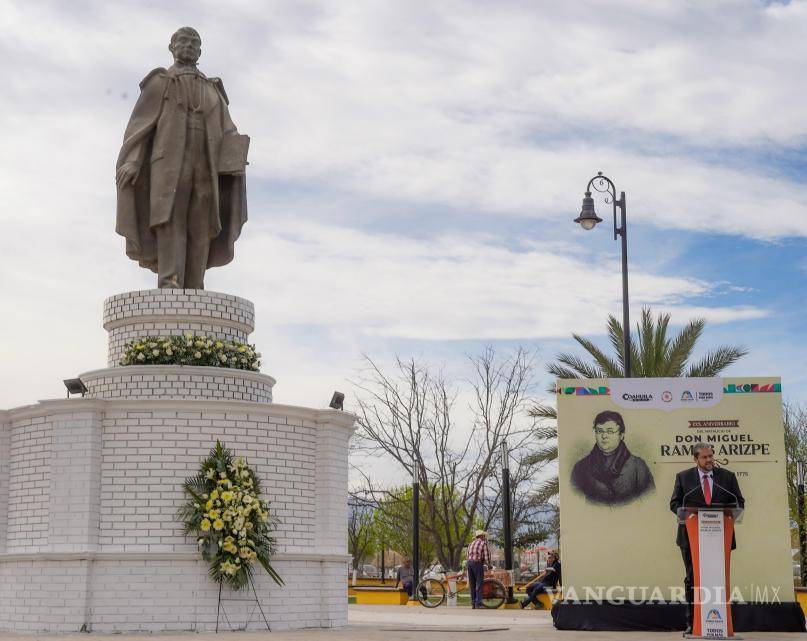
top-left (570, 410), bottom-right (655, 505)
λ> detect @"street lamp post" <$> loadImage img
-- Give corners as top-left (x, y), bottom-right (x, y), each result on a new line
top-left (575, 171), bottom-right (632, 378)
top-left (380, 538), bottom-right (386, 584)
top-left (501, 441), bottom-right (515, 604)
top-left (412, 460), bottom-right (420, 589)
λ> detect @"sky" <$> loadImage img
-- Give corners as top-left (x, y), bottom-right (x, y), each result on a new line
top-left (1, 1), bottom-right (806, 485)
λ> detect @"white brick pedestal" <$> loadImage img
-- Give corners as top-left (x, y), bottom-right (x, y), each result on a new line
top-left (0, 290), bottom-right (355, 633)
top-left (104, 290), bottom-right (255, 368)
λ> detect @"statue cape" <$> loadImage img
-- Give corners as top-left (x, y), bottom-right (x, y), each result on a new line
top-left (115, 67), bottom-right (247, 273)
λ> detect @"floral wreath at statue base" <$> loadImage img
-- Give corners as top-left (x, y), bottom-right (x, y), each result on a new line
top-left (121, 334), bottom-right (261, 371)
top-left (179, 441), bottom-right (283, 590)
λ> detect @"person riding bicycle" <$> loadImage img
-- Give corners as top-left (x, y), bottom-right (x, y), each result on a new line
top-left (519, 551), bottom-right (561, 609)
top-left (466, 530), bottom-right (491, 609)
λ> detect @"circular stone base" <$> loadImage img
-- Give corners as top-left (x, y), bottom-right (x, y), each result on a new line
top-left (0, 397), bottom-right (355, 632)
top-left (104, 290), bottom-right (255, 367)
top-left (80, 365), bottom-right (275, 403)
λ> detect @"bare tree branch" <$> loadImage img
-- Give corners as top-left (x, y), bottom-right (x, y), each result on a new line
top-left (350, 347), bottom-right (540, 568)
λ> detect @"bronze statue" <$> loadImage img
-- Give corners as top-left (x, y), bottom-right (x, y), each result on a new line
top-left (115, 27), bottom-right (249, 289)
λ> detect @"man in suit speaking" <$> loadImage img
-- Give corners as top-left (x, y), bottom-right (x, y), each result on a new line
top-left (669, 442), bottom-right (745, 634)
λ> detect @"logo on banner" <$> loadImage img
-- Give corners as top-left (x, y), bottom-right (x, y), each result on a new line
top-left (706, 609), bottom-right (723, 622)
top-left (610, 378), bottom-right (723, 411)
top-left (622, 393), bottom-right (653, 402)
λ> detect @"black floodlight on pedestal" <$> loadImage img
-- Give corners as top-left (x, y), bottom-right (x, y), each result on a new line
top-left (329, 391), bottom-right (345, 410)
top-left (63, 378), bottom-right (88, 398)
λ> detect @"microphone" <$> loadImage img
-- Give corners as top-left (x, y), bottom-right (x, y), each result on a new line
top-left (712, 477), bottom-right (741, 508)
top-left (675, 483), bottom-right (702, 524)
top-left (681, 483), bottom-right (701, 508)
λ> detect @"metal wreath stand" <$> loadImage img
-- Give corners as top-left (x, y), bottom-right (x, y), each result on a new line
top-left (215, 574), bottom-right (270, 633)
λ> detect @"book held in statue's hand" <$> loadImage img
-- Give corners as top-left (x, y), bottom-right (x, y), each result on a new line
top-left (218, 134), bottom-right (250, 174)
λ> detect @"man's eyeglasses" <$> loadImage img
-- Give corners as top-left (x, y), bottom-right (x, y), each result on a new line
top-left (594, 428), bottom-right (620, 436)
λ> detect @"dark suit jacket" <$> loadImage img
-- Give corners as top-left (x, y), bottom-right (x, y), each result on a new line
top-left (669, 466), bottom-right (745, 549)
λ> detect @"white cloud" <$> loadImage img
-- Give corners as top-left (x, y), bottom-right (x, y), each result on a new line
top-left (211, 219), bottom-right (766, 341)
top-left (0, 214), bottom-right (767, 410)
top-left (0, 1), bottom-right (801, 412)
top-left (4, 2), bottom-right (807, 240)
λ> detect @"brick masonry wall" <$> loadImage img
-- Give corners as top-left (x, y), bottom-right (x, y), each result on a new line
top-left (0, 289), bottom-right (354, 631)
top-left (0, 559), bottom-right (91, 632)
top-left (82, 366), bottom-right (275, 404)
top-left (104, 290), bottom-right (254, 330)
top-left (6, 415), bottom-right (52, 553)
top-left (97, 407), bottom-right (317, 553)
top-left (316, 417), bottom-right (352, 556)
top-left (87, 557), bottom-right (346, 632)
top-left (0, 556), bottom-right (345, 633)
top-left (103, 290), bottom-right (255, 367)
top-left (0, 421), bottom-right (8, 553)
top-left (0, 398), bottom-right (355, 632)
top-left (49, 411), bottom-right (102, 552)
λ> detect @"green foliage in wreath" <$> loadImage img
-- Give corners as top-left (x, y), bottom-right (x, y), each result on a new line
top-left (178, 441), bottom-right (283, 590)
top-left (120, 333), bottom-right (261, 371)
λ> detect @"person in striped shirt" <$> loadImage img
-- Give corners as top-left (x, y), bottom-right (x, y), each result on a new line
top-left (466, 530), bottom-right (491, 609)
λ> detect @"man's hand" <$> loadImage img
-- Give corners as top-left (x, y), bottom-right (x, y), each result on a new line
top-left (116, 161), bottom-right (141, 187)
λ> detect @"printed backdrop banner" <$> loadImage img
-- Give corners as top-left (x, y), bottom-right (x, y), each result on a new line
top-left (556, 377), bottom-right (792, 602)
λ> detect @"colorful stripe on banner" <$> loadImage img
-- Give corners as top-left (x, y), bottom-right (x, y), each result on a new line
top-left (556, 386), bottom-right (610, 396)
top-left (723, 383), bottom-right (781, 394)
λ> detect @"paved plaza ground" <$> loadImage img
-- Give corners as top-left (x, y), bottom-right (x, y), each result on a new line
top-left (0, 606), bottom-right (803, 641)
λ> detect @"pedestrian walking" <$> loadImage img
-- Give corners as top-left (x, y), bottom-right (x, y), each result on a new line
top-left (466, 530), bottom-right (491, 609)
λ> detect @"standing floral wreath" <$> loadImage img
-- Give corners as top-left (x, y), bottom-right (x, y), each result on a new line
top-left (179, 441), bottom-right (283, 589)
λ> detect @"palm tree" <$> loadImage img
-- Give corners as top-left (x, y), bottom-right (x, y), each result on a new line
top-left (527, 308), bottom-right (748, 507)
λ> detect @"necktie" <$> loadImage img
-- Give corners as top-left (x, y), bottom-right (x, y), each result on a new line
top-left (702, 474), bottom-right (712, 505)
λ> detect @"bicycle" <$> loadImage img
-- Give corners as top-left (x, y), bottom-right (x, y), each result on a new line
top-left (415, 571), bottom-right (507, 609)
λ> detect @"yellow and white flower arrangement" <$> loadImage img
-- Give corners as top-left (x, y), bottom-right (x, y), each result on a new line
top-left (120, 333), bottom-right (261, 371)
top-left (179, 441), bottom-right (283, 590)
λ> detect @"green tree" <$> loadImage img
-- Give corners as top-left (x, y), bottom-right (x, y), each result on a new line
top-left (528, 308), bottom-right (749, 510)
top-left (347, 499), bottom-right (378, 570)
top-left (784, 403), bottom-right (807, 526)
top-left (372, 486), bottom-right (436, 563)
top-left (784, 403), bottom-right (807, 583)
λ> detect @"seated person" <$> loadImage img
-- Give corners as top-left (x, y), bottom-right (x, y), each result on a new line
top-left (520, 551), bottom-right (561, 609)
top-left (395, 558), bottom-right (415, 596)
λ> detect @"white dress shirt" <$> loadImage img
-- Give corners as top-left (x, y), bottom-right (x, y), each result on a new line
top-left (698, 467), bottom-right (713, 497)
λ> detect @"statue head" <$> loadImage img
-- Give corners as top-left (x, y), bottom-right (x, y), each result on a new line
top-left (169, 27), bottom-right (202, 65)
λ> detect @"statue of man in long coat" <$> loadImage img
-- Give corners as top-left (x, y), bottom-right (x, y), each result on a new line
top-left (115, 27), bottom-right (248, 289)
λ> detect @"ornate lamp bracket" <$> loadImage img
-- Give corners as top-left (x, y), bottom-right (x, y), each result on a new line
top-left (586, 171), bottom-right (626, 241)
